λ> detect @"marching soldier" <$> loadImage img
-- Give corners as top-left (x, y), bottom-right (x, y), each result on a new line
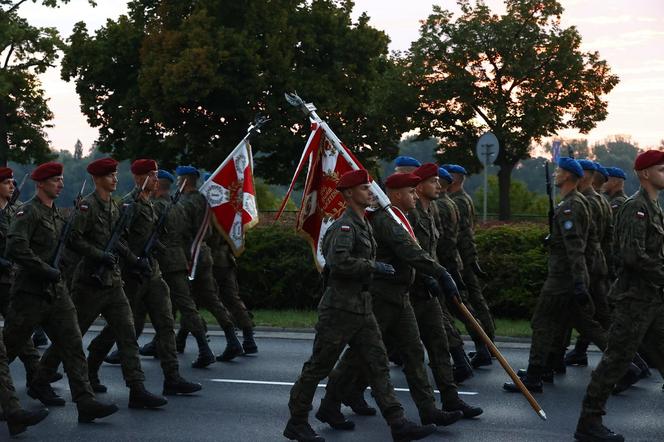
top-left (602, 167), bottom-right (628, 214)
top-left (285, 169), bottom-right (437, 442)
top-left (574, 150), bottom-right (664, 442)
top-left (86, 159), bottom-right (202, 396)
top-left (4, 162), bottom-right (118, 423)
top-left (36, 158), bottom-right (167, 410)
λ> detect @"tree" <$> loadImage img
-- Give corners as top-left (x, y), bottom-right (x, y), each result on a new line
top-left (74, 138), bottom-right (83, 159)
top-left (408, 0), bottom-right (619, 219)
top-left (0, 0), bottom-right (94, 166)
top-left (62, 0), bottom-right (417, 183)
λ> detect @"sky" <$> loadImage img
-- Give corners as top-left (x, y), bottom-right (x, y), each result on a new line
top-left (17, 0), bottom-right (664, 155)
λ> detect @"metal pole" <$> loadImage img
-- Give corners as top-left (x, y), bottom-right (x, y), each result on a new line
top-left (483, 149), bottom-right (489, 222)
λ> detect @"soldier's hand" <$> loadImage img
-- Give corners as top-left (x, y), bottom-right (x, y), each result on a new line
top-left (44, 266), bottom-right (61, 283)
top-left (573, 282), bottom-right (590, 306)
top-left (373, 261), bottom-right (395, 275)
top-left (439, 270), bottom-right (461, 302)
top-left (100, 252), bottom-right (118, 267)
top-left (424, 276), bottom-right (443, 298)
top-left (0, 256), bottom-right (12, 269)
top-left (472, 261), bottom-right (488, 279)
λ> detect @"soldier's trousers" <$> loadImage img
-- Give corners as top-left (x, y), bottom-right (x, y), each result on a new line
top-left (528, 277), bottom-right (608, 371)
top-left (37, 281), bottom-right (145, 387)
top-left (88, 273), bottom-right (180, 380)
top-left (289, 307), bottom-right (404, 425)
top-left (162, 270), bottom-right (208, 339)
top-left (326, 296), bottom-right (439, 420)
top-left (461, 268), bottom-right (495, 341)
top-left (441, 302), bottom-right (464, 350)
top-left (0, 283), bottom-right (41, 380)
top-left (411, 295), bottom-right (459, 406)
top-left (4, 290), bottom-right (95, 403)
top-left (191, 264), bottom-right (234, 329)
top-left (581, 295), bottom-right (664, 417)
top-left (212, 265), bottom-right (253, 330)
top-left (572, 275), bottom-right (611, 351)
top-left (0, 328), bottom-right (21, 415)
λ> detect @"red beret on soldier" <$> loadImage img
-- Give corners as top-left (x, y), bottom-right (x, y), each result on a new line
top-left (384, 173), bottom-right (421, 189)
top-left (634, 150), bottom-right (664, 171)
top-left (336, 169), bottom-right (370, 191)
top-left (0, 167), bottom-right (13, 182)
top-left (130, 159), bottom-right (158, 175)
top-left (87, 157), bottom-right (119, 176)
top-left (31, 162), bottom-right (63, 181)
top-left (413, 162), bottom-right (439, 181)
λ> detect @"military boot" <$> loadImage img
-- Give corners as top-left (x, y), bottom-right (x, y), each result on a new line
top-left (216, 327), bottom-right (244, 362)
top-left (163, 375), bottom-right (203, 396)
top-left (283, 418), bottom-right (325, 442)
top-left (470, 343), bottom-right (492, 368)
top-left (27, 382), bottom-right (65, 406)
top-left (77, 398), bottom-right (120, 423)
top-left (450, 346), bottom-right (473, 384)
top-left (32, 327), bottom-right (49, 348)
top-left (420, 408), bottom-right (463, 426)
top-left (45, 371), bottom-right (64, 384)
top-left (565, 347), bottom-right (589, 367)
top-left (503, 366), bottom-right (543, 393)
top-left (139, 338), bottom-right (158, 357)
top-left (315, 398), bottom-right (355, 430)
top-left (388, 350), bottom-right (404, 366)
top-left (612, 363), bottom-right (641, 394)
top-left (5, 408), bottom-right (49, 436)
top-left (104, 349), bottom-right (121, 365)
top-left (191, 334), bottom-right (216, 368)
top-left (517, 368), bottom-right (554, 383)
top-left (574, 415), bottom-right (624, 441)
top-left (176, 328), bottom-right (188, 354)
top-left (88, 354), bottom-right (108, 393)
top-left (128, 383), bottom-right (168, 409)
top-left (443, 397), bottom-right (483, 419)
top-left (390, 418), bottom-right (437, 442)
top-left (242, 327), bottom-right (258, 354)
top-left (342, 392), bottom-right (376, 416)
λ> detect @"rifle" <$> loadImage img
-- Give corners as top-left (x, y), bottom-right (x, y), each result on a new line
top-left (544, 161), bottom-right (554, 241)
top-left (52, 179), bottom-right (87, 269)
top-left (8, 174), bottom-right (28, 208)
top-left (90, 177), bottom-right (149, 285)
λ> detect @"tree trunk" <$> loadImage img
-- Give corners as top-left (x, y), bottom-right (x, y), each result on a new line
top-left (0, 103), bottom-right (8, 167)
top-left (497, 162), bottom-right (514, 221)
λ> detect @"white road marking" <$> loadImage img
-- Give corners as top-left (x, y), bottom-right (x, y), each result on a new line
top-left (207, 378), bottom-right (479, 395)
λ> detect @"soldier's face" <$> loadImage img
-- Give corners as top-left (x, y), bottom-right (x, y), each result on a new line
top-left (554, 168), bottom-right (568, 187)
top-left (402, 187), bottom-right (418, 210)
top-left (137, 171), bottom-right (158, 192)
top-left (645, 165), bottom-right (664, 190)
top-left (40, 176), bottom-right (64, 199)
top-left (96, 172), bottom-right (118, 192)
top-left (417, 176), bottom-right (440, 200)
top-left (349, 184), bottom-right (373, 207)
top-left (0, 178), bottom-right (14, 201)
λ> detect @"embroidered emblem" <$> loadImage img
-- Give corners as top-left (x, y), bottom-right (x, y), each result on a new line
top-left (80, 204), bottom-right (89, 212)
top-left (340, 225), bottom-right (351, 232)
top-left (636, 211), bottom-right (645, 219)
top-left (16, 211), bottom-right (24, 217)
top-left (563, 209), bottom-right (572, 215)
top-left (563, 220), bottom-right (573, 230)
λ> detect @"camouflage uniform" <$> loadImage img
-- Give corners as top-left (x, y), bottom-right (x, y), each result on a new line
top-left (580, 188), bottom-right (664, 418)
top-left (288, 208), bottom-right (405, 425)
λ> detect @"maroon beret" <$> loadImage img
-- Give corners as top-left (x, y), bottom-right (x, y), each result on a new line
top-left (336, 169), bottom-right (370, 191)
top-left (0, 167), bottom-right (13, 182)
top-left (385, 173), bottom-right (421, 189)
top-left (634, 150), bottom-right (664, 171)
top-left (87, 157), bottom-right (119, 176)
top-left (413, 163), bottom-right (439, 181)
top-left (130, 159), bottom-right (158, 175)
top-left (31, 162), bottom-right (63, 181)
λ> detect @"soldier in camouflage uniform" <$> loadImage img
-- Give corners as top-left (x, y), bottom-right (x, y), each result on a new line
top-left (393, 156), bottom-right (421, 174)
top-left (574, 150), bottom-right (664, 442)
top-left (86, 160), bottom-right (201, 396)
top-left (3, 162), bottom-right (118, 423)
top-left (445, 164), bottom-right (495, 368)
top-left (285, 169), bottom-right (436, 442)
top-left (36, 158), bottom-right (167, 410)
top-left (175, 166), bottom-right (243, 362)
top-left (504, 158), bottom-right (608, 393)
top-left (602, 167), bottom-right (628, 218)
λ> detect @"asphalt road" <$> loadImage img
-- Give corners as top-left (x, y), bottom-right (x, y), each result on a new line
top-left (2, 330), bottom-right (663, 441)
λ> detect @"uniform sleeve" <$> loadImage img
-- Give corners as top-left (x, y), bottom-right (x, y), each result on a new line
top-left (66, 204), bottom-right (105, 261)
top-left (436, 202), bottom-right (460, 270)
top-left (6, 207), bottom-right (55, 276)
top-left (558, 201), bottom-right (589, 285)
top-left (325, 225), bottom-right (374, 276)
top-left (603, 203), bottom-right (615, 273)
top-left (618, 204), bottom-right (664, 286)
top-left (455, 197), bottom-right (478, 264)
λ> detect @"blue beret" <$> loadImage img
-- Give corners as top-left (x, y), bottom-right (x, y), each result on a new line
top-left (157, 169), bottom-right (175, 183)
top-left (441, 164), bottom-right (468, 176)
top-left (594, 162), bottom-right (608, 179)
top-left (606, 167), bottom-right (626, 180)
top-left (175, 165), bottom-right (200, 177)
top-left (438, 167), bottom-right (453, 183)
top-left (395, 156), bottom-right (421, 168)
top-left (203, 172), bottom-right (212, 182)
top-left (577, 159), bottom-right (597, 171)
top-left (557, 157), bottom-right (583, 178)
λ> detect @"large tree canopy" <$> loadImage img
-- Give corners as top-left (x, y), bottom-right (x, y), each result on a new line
top-left (63, 0), bottom-right (417, 182)
top-left (409, 0), bottom-right (619, 219)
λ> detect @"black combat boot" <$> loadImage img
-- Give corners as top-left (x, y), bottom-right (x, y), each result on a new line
top-left (191, 333), bottom-right (216, 368)
top-left (32, 327), bottom-right (49, 348)
top-left (216, 327), bottom-right (244, 362)
top-left (450, 346), bottom-right (473, 384)
top-left (128, 383), bottom-right (168, 409)
top-left (5, 408), bottom-right (49, 436)
top-left (420, 408), bottom-right (463, 426)
top-left (139, 338), bottom-right (157, 357)
top-left (88, 355), bottom-right (108, 393)
top-left (77, 398), bottom-right (119, 423)
top-left (104, 349), bottom-right (121, 365)
top-left (45, 371), bottom-right (63, 384)
top-left (517, 368), bottom-right (554, 383)
top-left (565, 346), bottom-right (589, 367)
top-left (163, 375), bottom-right (203, 396)
top-left (612, 363), bottom-right (641, 394)
top-left (574, 415), bottom-right (624, 441)
top-left (176, 328), bottom-right (188, 354)
top-left (388, 350), bottom-right (404, 366)
top-left (28, 382), bottom-right (66, 406)
top-left (470, 343), bottom-right (492, 368)
top-left (503, 366), bottom-right (543, 393)
top-left (315, 398), bottom-right (355, 430)
top-left (342, 392), bottom-right (376, 416)
top-left (242, 327), bottom-right (258, 354)
top-left (443, 397), bottom-right (483, 419)
top-left (283, 418), bottom-right (325, 442)
top-left (390, 418), bottom-right (437, 442)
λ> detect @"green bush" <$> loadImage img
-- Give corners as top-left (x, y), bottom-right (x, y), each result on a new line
top-left (236, 225), bottom-right (323, 309)
top-left (475, 223), bottom-right (548, 318)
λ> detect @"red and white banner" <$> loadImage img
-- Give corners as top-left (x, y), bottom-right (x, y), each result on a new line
top-left (200, 139), bottom-right (259, 258)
